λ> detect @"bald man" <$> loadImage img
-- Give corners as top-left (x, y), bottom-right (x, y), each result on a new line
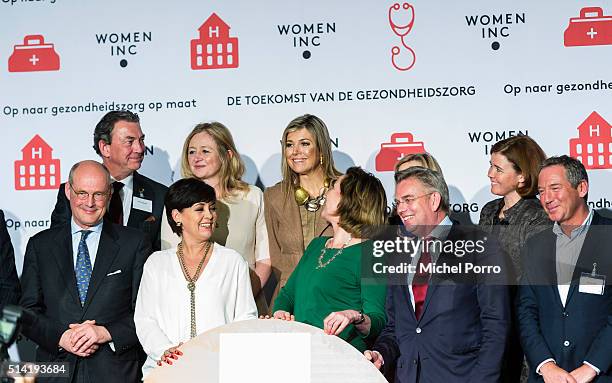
top-left (20, 160), bottom-right (150, 383)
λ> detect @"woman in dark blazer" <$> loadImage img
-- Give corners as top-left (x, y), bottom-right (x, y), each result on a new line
top-left (478, 135), bottom-right (552, 383)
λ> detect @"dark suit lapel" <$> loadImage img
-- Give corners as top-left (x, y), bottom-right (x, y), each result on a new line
top-left (82, 222), bottom-right (119, 313)
top-left (127, 172), bottom-right (153, 228)
top-left (566, 212), bottom-right (603, 305)
top-left (400, 284), bottom-right (417, 320)
top-left (531, 231), bottom-right (565, 308)
top-left (53, 226), bottom-right (81, 306)
top-left (418, 225), bottom-right (457, 322)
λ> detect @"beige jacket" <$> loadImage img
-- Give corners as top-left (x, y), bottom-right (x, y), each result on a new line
top-left (263, 181), bottom-right (332, 311)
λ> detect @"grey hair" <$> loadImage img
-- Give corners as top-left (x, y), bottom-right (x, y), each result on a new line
top-left (395, 166), bottom-right (449, 212)
top-left (68, 160), bottom-right (112, 188)
top-left (540, 155), bottom-right (588, 202)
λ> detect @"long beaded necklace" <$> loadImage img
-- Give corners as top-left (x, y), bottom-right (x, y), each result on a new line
top-left (316, 235), bottom-right (352, 269)
top-left (177, 241), bottom-right (212, 339)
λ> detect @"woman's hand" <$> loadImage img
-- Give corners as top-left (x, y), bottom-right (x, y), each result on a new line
top-left (157, 343), bottom-right (183, 366)
top-left (323, 310), bottom-right (361, 335)
top-left (272, 310), bottom-right (295, 321)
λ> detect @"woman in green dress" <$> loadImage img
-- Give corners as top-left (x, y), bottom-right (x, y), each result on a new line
top-left (272, 167), bottom-right (388, 352)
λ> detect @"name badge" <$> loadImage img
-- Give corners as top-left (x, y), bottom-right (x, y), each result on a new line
top-left (133, 196), bottom-right (153, 213)
top-left (579, 262), bottom-right (605, 295)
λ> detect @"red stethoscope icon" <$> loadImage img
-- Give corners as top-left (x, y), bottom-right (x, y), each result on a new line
top-left (389, 2), bottom-right (416, 71)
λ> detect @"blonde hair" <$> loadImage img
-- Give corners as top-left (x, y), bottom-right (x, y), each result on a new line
top-left (395, 152), bottom-right (443, 176)
top-left (180, 122), bottom-right (249, 199)
top-left (280, 114), bottom-right (341, 197)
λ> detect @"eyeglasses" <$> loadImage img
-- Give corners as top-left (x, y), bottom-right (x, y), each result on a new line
top-left (69, 184), bottom-right (110, 202)
top-left (392, 192), bottom-right (434, 210)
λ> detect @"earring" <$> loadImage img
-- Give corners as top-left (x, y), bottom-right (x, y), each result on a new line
top-left (320, 155), bottom-right (323, 166)
top-left (176, 222), bottom-right (182, 227)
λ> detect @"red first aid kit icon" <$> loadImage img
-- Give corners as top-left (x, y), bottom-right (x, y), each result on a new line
top-left (8, 34), bottom-right (61, 72)
top-left (375, 132), bottom-right (426, 172)
top-left (564, 7), bottom-right (612, 47)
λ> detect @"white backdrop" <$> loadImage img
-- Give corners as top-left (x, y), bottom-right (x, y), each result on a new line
top-left (2, 0), bottom-right (612, 273)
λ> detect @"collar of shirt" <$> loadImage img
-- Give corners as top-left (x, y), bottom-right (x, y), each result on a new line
top-left (428, 215), bottom-right (453, 242)
top-left (552, 207), bottom-right (593, 240)
top-left (70, 218), bottom-right (103, 268)
top-left (70, 218), bottom-right (103, 236)
top-left (112, 173), bottom-right (134, 193)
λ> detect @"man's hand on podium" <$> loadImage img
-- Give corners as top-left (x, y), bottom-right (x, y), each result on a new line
top-left (364, 350), bottom-right (384, 370)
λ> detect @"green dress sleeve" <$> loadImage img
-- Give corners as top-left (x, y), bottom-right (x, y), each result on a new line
top-left (360, 241), bottom-right (387, 340)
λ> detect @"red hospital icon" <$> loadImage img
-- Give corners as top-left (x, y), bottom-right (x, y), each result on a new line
top-left (14, 135), bottom-right (61, 190)
top-left (191, 13), bottom-right (239, 70)
top-left (375, 132), bottom-right (425, 172)
top-left (8, 35), bottom-right (61, 72)
top-left (564, 7), bottom-right (612, 47)
top-left (569, 111), bottom-right (612, 169)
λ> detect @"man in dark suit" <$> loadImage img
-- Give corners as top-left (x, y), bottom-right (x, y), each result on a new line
top-left (50, 111), bottom-right (167, 251)
top-left (21, 160), bottom-right (150, 382)
top-left (364, 167), bottom-right (510, 383)
top-left (0, 210), bottom-right (20, 312)
top-left (518, 155), bottom-right (612, 383)
top-left (1, 209), bottom-right (21, 360)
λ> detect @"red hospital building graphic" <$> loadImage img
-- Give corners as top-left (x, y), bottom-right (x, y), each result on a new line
top-left (14, 135), bottom-right (61, 190)
top-left (569, 111), bottom-right (612, 169)
top-left (191, 13), bottom-right (239, 70)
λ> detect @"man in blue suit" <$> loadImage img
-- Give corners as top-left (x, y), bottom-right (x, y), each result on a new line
top-left (518, 156), bottom-right (612, 383)
top-left (365, 167), bottom-right (510, 383)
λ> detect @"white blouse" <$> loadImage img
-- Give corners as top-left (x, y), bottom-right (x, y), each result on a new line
top-left (135, 245), bottom-right (257, 377)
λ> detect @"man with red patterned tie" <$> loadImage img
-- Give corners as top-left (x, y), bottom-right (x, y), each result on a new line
top-left (50, 111), bottom-right (167, 251)
top-left (364, 167), bottom-right (511, 383)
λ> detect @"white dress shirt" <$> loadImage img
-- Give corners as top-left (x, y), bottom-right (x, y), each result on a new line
top-left (70, 219), bottom-right (103, 267)
top-left (112, 174), bottom-right (133, 226)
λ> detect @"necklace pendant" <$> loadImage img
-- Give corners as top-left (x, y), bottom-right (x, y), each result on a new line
top-left (187, 281), bottom-right (195, 292)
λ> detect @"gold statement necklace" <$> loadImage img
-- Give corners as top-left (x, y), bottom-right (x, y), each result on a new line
top-left (317, 235), bottom-right (352, 269)
top-left (295, 179), bottom-right (330, 212)
top-left (177, 241), bottom-right (212, 339)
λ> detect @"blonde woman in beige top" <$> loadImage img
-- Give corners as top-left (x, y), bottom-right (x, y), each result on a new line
top-left (160, 122), bottom-right (270, 314)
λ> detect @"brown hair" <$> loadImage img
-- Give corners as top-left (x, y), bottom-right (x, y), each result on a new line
top-left (490, 135), bottom-right (546, 198)
top-left (336, 167), bottom-right (387, 238)
top-left (180, 122), bottom-right (249, 199)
